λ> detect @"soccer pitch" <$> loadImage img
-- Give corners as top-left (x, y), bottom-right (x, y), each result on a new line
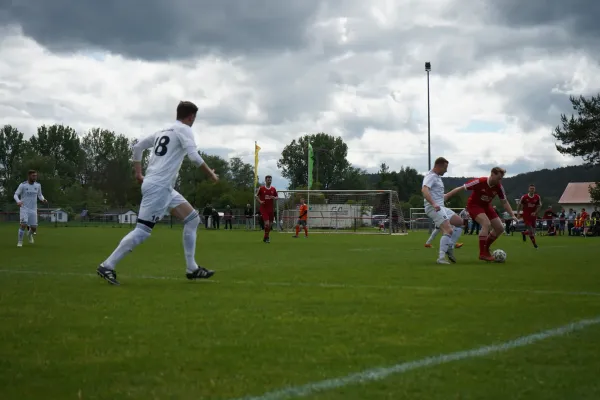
top-left (1, 225), bottom-right (599, 400)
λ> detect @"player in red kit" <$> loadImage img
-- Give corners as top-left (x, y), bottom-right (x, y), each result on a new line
top-left (517, 184), bottom-right (542, 248)
top-left (445, 167), bottom-right (518, 262)
top-left (256, 175), bottom-right (278, 243)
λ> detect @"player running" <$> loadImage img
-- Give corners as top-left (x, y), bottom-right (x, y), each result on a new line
top-left (293, 197), bottom-right (308, 238)
top-left (516, 184), bottom-right (541, 248)
top-left (14, 170), bottom-right (48, 247)
top-left (256, 175), bottom-right (278, 243)
top-left (97, 101), bottom-right (219, 285)
top-left (445, 167), bottom-right (518, 262)
top-left (421, 157), bottom-right (464, 264)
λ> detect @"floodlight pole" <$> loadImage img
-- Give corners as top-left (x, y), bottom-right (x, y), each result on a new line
top-left (425, 61), bottom-right (432, 234)
top-left (425, 61), bottom-right (431, 171)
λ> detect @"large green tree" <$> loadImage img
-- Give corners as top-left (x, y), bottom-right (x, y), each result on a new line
top-left (30, 124), bottom-right (83, 189)
top-left (0, 125), bottom-right (27, 203)
top-left (228, 157), bottom-right (254, 190)
top-left (278, 133), bottom-right (351, 189)
top-left (80, 128), bottom-right (137, 207)
top-left (553, 94), bottom-right (600, 204)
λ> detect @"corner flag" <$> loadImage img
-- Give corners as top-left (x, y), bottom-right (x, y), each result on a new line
top-left (254, 142), bottom-right (261, 186)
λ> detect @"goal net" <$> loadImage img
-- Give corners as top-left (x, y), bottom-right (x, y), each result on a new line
top-left (276, 190), bottom-right (408, 235)
top-left (409, 207), bottom-right (465, 230)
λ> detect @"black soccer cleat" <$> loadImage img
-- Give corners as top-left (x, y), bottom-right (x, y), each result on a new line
top-left (263, 237), bottom-right (271, 244)
top-left (97, 265), bottom-right (120, 286)
top-left (534, 244), bottom-right (538, 249)
top-left (186, 266), bottom-right (215, 280)
top-left (522, 232), bottom-right (526, 242)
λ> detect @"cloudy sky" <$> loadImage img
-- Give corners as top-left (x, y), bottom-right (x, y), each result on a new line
top-left (1, 0), bottom-right (599, 188)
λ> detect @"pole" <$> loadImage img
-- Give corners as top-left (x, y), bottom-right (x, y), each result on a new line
top-left (427, 69), bottom-right (431, 171)
top-left (425, 62), bottom-right (432, 234)
top-left (388, 190), bottom-right (393, 235)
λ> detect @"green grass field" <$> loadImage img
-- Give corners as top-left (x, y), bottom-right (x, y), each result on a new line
top-left (1, 225), bottom-right (599, 400)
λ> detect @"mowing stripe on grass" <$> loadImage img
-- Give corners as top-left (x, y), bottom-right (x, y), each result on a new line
top-left (1, 268), bottom-right (600, 297)
top-left (230, 315), bottom-right (600, 400)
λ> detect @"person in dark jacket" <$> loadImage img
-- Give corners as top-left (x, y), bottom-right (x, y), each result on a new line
top-left (211, 208), bottom-right (220, 229)
top-left (224, 205), bottom-right (233, 229)
top-left (244, 203), bottom-right (253, 229)
top-left (202, 203), bottom-right (212, 229)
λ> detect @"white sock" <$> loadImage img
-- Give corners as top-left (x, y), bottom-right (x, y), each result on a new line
top-left (450, 226), bottom-right (463, 248)
top-left (183, 211), bottom-right (200, 272)
top-left (103, 224), bottom-right (151, 269)
top-left (426, 228), bottom-right (440, 244)
top-left (439, 234), bottom-right (451, 258)
top-left (18, 228), bottom-right (25, 242)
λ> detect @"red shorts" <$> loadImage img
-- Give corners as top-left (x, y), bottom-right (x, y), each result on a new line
top-left (523, 218), bottom-right (536, 227)
top-left (261, 210), bottom-right (274, 223)
top-left (467, 204), bottom-right (498, 221)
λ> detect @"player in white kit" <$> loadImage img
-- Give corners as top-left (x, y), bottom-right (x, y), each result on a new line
top-left (14, 170), bottom-right (48, 247)
top-left (97, 101), bottom-right (219, 285)
top-left (421, 157), bottom-right (464, 264)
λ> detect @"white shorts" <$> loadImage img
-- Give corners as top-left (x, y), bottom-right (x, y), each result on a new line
top-left (425, 205), bottom-right (456, 228)
top-left (20, 207), bottom-right (38, 226)
top-left (138, 182), bottom-right (187, 224)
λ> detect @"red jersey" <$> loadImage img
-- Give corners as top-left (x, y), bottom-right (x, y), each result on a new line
top-left (520, 194), bottom-right (541, 218)
top-left (581, 211), bottom-right (589, 221)
top-left (257, 185), bottom-right (277, 212)
top-left (464, 177), bottom-right (506, 207)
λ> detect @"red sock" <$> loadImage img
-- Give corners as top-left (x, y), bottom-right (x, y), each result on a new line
top-left (529, 234), bottom-right (536, 245)
top-left (485, 233), bottom-right (498, 249)
top-left (295, 225), bottom-right (300, 236)
top-left (304, 227), bottom-right (308, 236)
top-left (478, 236), bottom-right (487, 255)
top-left (523, 230), bottom-right (529, 235)
top-left (264, 224), bottom-right (270, 238)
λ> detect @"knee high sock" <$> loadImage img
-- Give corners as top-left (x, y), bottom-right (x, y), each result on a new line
top-left (529, 232), bottom-right (537, 245)
top-left (183, 211), bottom-right (200, 272)
top-left (426, 228), bottom-right (440, 244)
top-left (478, 234), bottom-right (488, 255)
top-left (450, 226), bottom-right (463, 248)
top-left (103, 224), bottom-right (151, 269)
top-left (18, 228), bottom-right (25, 242)
top-left (439, 234), bottom-right (451, 258)
top-left (485, 232), bottom-right (498, 250)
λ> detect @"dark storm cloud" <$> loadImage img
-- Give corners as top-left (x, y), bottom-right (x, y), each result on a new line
top-left (0, 0), bottom-right (324, 60)
top-left (484, 0), bottom-right (600, 38)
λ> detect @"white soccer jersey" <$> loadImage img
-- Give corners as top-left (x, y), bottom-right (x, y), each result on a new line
top-left (14, 181), bottom-right (45, 210)
top-left (134, 121), bottom-right (200, 189)
top-left (422, 170), bottom-right (445, 207)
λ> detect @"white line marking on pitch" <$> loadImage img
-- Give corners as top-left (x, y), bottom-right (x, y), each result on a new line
top-left (229, 315), bottom-right (600, 400)
top-left (1, 269), bottom-right (600, 297)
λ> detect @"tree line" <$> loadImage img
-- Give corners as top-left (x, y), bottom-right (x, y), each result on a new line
top-left (0, 125), bottom-right (256, 216)
top-left (1, 93), bottom-right (598, 218)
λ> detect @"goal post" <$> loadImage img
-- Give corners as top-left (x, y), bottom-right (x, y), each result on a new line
top-left (276, 190), bottom-right (408, 235)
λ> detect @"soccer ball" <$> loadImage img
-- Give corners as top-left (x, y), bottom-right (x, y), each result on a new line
top-left (492, 249), bottom-right (507, 263)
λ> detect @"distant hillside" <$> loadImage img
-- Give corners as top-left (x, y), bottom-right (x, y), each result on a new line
top-left (442, 165), bottom-right (600, 205)
top-left (364, 164), bottom-right (600, 208)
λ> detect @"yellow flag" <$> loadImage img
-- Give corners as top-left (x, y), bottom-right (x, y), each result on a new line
top-left (254, 142), bottom-right (261, 186)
